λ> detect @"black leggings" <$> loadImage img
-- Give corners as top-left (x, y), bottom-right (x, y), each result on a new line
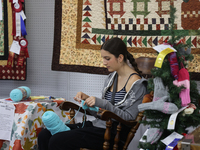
top-left (38, 121), bottom-right (129, 150)
top-left (38, 121), bottom-right (109, 150)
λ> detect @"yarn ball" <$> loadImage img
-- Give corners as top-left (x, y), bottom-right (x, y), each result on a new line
top-left (19, 86), bottom-right (31, 98)
top-left (42, 111), bottom-right (70, 135)
top-left (10, 86), bottom-right (31, 102)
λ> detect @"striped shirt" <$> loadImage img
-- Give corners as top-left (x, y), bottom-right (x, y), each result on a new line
top-left (105, 87), bottom-right (126, 104)
top-left (104, 73), bottom-right (141, 104)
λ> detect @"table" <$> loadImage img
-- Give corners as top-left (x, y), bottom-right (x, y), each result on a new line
top-left (0, 98), bottom-right (70, 150)
top-left (177, 126), bottom-right (200, 150)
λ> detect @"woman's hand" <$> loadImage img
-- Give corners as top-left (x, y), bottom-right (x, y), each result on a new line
top-left (74, 92), bottom-right (89, 103)
top-left (84, 96), bottom-right (96, 107)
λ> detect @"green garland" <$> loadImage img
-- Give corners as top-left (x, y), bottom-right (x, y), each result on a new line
top-left (139, 5), bottom-right (200, 150)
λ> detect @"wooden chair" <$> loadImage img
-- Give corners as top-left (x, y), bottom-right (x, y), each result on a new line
top-left (59, 57), bottom-right (156, 150)
top-left (135, 57), bottom-right (156, 78)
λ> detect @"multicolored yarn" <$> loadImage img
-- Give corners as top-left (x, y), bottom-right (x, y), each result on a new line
top-left (168, 52), bottom-right (179, 80)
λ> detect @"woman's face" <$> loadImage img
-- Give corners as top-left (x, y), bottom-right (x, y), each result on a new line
top-left (101, 49), bottom-right (119, 72)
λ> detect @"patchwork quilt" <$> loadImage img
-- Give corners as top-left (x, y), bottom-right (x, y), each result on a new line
top-left (52, 0), bottom-right (200, 79)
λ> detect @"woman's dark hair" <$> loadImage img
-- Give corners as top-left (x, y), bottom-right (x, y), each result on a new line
top-left (101, 37), bottom-right (142, 74)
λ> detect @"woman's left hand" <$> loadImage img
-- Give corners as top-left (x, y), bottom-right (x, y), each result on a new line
top-left (84, 96), bottom-right (96, 107)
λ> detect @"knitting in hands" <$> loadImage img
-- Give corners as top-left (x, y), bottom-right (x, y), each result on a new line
top-left (81, 100), bottom-right (99, 112)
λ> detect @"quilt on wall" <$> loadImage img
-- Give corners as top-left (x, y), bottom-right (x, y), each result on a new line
top-left (0, 0), bottom-right (8, 59)
top-left (52, 0), bottom-right (200, 80)
top-left (0, 0), bottom-right (27, 80)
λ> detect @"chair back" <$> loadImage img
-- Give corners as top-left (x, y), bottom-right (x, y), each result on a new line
top-left (135, 57), bottom-right (156, 77)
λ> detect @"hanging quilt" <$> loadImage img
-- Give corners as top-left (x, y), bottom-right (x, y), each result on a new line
top-left (52, 0), bottom-right (200, 80)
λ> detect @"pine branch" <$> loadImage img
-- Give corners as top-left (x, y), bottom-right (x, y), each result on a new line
top-left (139, 4), bottom-right (200, 150)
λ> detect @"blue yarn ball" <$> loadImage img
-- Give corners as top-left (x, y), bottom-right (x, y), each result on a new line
top-left (10, 89), bottom-right (23, 102)
top-left (10, 86), bottom-right (31, 102)
top-left (42, 111), bottom-right (60, 126)
top-left (42, 111), bottom-right (70, 135)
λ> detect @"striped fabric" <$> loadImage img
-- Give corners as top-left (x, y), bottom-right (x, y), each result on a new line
top-left (105, 87), bottom-right (126, 103)
top-left (104, 73), bottom-right (142, 103)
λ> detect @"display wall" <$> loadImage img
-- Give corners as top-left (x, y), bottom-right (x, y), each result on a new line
top-left (0, 0), bottom-right (199, 149)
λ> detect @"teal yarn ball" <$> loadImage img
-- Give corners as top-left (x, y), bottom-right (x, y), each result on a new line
top-left (10, 86), bottom-right (31, 102)
top-left (42, 111), bottom-right (60, 126)
top-left (42, 111), bottom-right (70, 135)
top-left (10, 89), bottom-right (23, 102)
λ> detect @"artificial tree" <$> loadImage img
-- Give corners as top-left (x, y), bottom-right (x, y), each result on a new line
top-left (138, 6), bottom-right (200, 150)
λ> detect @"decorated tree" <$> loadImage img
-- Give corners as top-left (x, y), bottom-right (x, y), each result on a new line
top-left (138, 6), bottom-right (200, 150)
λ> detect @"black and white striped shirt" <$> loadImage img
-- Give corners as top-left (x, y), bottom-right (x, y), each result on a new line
top-left (105, 73), bottom-right (141, 103)
top-left (104, 87), bottom-right (126, 103)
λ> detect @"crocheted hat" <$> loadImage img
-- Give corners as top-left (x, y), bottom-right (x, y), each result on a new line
top-left (173, 67), bottom-right (190, 106)
top-left (178, 68), bottom-right (189, 81)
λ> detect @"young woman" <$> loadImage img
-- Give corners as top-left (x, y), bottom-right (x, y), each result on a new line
top-left (37, 37), bottom-right (148, 150)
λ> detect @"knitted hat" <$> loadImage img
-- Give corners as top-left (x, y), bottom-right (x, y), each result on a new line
top-left (173, 67), bottom-right (190, 106)
top-left (178, 68), bottom-right (189, 81)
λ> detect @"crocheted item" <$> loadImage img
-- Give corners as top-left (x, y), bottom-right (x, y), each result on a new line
top-left (153, 77), bottom-right (169, 102)
top-left (173, 68), bottom-right (191, 106)
top-left (168, 52), bottom-right (179, 79)
top-left (81, 100), bottom-right (99, 112)
top-left (42, 111), bottom-right (70, 135)
top-left (146, 128), bottom-right (164, 144)
top-left (138, 96), bottom-right (178, 114)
